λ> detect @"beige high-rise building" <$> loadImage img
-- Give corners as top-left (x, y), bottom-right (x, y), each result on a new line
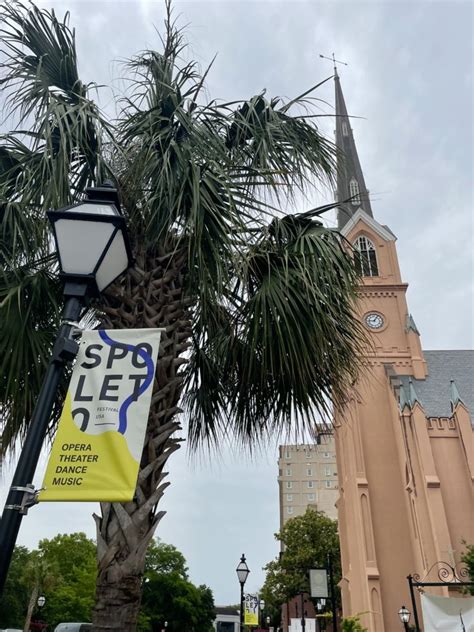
top-left (278, 435), bottom-right (339, 526)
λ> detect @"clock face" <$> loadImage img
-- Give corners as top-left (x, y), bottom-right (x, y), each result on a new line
top-left (364, 312), bottom-right (384, 330)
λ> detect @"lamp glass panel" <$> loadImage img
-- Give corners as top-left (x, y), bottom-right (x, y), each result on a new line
top-left (236, 564), bottom-right (249, 584)
top-left (55, 219), bottom-right (115, 274)
top-left (72, 202), bottom-right (118, 216)
top-left (398, 608), bottom-right (410, 623)
top-left (95, 231), bottom-right (129, 292)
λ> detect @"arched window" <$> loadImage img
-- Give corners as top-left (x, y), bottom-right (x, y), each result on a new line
top-left (349, 179), bottom-right (360, 205)
top-left (353, 235), bottom-right (379, 277)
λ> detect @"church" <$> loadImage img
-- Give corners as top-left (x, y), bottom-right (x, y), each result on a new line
top-left (333, 66), bottom-right (473, 631)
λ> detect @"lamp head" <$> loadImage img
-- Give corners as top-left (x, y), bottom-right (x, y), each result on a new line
top-left (47, 183), bottom-right (133, 297)
top-left (37, 595), bottom-right (46, 608)
top-left (236, 553), bottom-right (250, 585)
top-left (398, 605), bottom-right (410, 623)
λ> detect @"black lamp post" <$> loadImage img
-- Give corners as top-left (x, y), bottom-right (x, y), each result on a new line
top-left (236, 554), bottom-right (250, 631)
top-left (266, 615), bottom-right (270, 630)
top-left (259, 598), bottom-right (265, 628)
top-left (0, 182), bottom-right (133, 595)
top-left (300, 591), bottom-right (306, 632)
top-left (398, 605), bottom-right (411, 631)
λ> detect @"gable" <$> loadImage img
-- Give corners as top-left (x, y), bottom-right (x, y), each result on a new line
top-left (340, 209), bottom-right (397, 243)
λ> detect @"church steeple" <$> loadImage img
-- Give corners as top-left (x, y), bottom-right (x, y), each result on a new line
top-left (335, 69), bottom-right (373, 230)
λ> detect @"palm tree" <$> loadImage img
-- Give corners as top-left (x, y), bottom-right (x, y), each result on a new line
top-left (0, 2), bottom-right (365, 628)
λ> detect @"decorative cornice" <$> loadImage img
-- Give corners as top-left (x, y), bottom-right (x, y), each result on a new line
top-left (357, 283), bottom-right (409, 294)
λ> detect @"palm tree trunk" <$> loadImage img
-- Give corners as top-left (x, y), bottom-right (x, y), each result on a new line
top-left (92, 242), bottom-right (191, 630)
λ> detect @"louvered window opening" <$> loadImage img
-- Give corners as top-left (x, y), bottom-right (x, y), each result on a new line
top-left (349, 178), bottom-right (360, 205)
top-left (354, 235), bottom-right (379, 277)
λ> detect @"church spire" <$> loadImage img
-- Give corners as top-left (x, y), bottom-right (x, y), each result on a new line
top-left (335, 69), bottom-right (373, 230)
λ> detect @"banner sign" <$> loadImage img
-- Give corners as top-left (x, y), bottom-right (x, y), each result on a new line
top-left (244, 593), bottom-right (259, 625)
top-left (420, 593), bottom-right (474, 631)
top-left (310, 568), bottom-right (329, 598)
top-left (39, 328), bottom-right (161, 502)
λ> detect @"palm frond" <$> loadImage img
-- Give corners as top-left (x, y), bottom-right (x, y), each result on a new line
top-left (186, 205), bottom-right (366, 448)
top-left (0, 261), bottom-right (62, 453)
top-left (0, 2), bottom-right (365, 458)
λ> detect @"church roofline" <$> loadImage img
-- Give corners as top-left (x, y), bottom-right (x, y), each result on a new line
top-left (340, 208), bottom-right (397, 241)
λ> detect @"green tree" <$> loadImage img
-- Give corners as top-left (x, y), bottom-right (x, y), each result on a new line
top-left (0, 546), bottom-right (31, 628)
top-left (36, 533), bottom-right (97, 629)
top-left (0, 2), bottom-right (365, 628)
top-left (139, 540), bottom-right (214, 632)
top-left (261, 509), bottom-right (341, 616)
top-left (461, 543), bottom-right (474, 595)
top-left (144, 540), bottom-right (188, 579)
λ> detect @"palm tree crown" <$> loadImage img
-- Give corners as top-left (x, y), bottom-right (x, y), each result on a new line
top-left (0, 2), bottom-right (365, 628)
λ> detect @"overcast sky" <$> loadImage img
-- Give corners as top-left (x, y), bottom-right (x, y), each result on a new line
top-left (1, 0), bottom-right (473, 608)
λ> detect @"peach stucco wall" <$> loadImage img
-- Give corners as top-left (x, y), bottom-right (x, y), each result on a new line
top-left (334, 215), bottom-right (473, 631)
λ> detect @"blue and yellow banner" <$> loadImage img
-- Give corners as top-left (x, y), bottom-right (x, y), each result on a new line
top-left (39, 328), bottom-right (161, 502)
top-left (244, 593), bottom-right (259, 625)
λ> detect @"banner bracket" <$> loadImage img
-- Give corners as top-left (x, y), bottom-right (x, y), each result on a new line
top-left (5, 484), bottom-right (41, 515)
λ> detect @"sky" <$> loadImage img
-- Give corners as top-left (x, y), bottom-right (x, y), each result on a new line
top-left (1, 0), bottom-right (473, 607)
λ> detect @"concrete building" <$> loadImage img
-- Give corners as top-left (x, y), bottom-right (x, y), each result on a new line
top-left (278, 435), bottom-right (339, 526)
top-left (332, 65), bottom-right (474, 632)
top-left (213, 606), bottom-right (240, 631)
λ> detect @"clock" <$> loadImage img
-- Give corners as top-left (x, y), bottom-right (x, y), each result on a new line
top-left (364, 312), bottom-right (384, 330)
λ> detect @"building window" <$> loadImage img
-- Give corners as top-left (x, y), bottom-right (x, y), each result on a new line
top-left (286, 482), bottom-right (292, 489)
top-left (286, 468), bottom-right (292, 476)
top-left (307, 481), bottom-right (314, 488)
top-left (353, 235), bottom-right (379, 277)
top-left (285, 449), bottom-right (290, 458)
top-left (287, 494), bottom-right (293, 502)
top-left (308, 493), bottom-right (315, 501)
top-left (287, 507), bottom-right (294, 515)
top-left (324, 452), bottom-right (330, 458)
top-left (307, 468), bottom-right (312, 476)
top-left (325, 467), bottom-right (331, 476)
top-left (349, 178), bottom-right (360, 205)
top-left (325, 481), bottom-right (331, 488)
top-left (342, 121), bottom-right (349, 136)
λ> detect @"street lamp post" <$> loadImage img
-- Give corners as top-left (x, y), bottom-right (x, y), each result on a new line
top-left (398, 605), bottom-right (411, 632)
top-left (236, 554), bottom-right (250, 631)
top-left (0, 182), bottom-right (133, 594)
top-left (266, 615), bottom-right (270, 630)
top-left (300, 591), bottom-right (306, 632)
top-left (259, 598), bottom-right (265, 628)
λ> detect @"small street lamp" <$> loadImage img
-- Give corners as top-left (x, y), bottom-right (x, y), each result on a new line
top-left (398, 605), bottom-right (411, 631)
top-left (259, 598), bottom-right (265, 628)
top-left (266, 615), bottom-right (271, 629)
top-left (236, 554), bottom-right (250, 631)
top-left (0, 182), bottom-right (133, 594)
top-left (37, 595), bottom-right (46, 609)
